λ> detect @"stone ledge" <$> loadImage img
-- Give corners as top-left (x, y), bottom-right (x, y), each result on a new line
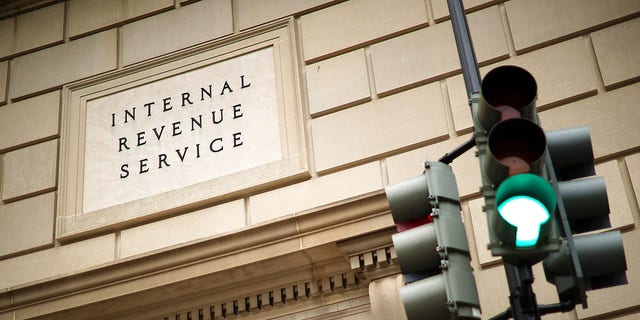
top-left (0, 192), bottom-right (390, 319)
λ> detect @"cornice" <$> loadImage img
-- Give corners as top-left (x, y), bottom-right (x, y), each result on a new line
top-left (1, 191), bottom-right (396, 319)
top-left (338, 227), bottom-right (402, 281)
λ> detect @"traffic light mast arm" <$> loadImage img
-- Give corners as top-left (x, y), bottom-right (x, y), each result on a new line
top-left (438, 134), bottom-right (476, 165)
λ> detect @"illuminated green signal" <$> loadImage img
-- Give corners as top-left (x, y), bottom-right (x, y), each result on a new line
top-left (498, 195), bottom-right (550, 247)
top-left (494, 174), bottom-right (557, 249)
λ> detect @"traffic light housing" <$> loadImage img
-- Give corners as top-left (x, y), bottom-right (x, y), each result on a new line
top-left (494, 173), bottom-right (556, 249)
top-left (473, 65), bottom-right (561, 264)
top-left (473, 65), bottom-right (628, 306)
top-left (385, 161), bottom-right (481, 320)
top-left (542, 126), bottom-right (628, 307)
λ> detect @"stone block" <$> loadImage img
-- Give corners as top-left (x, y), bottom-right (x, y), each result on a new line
top-left (305, 49), bottom-right (370, 116)
top-left (591, 17), bottom-right (640, 88)
top-left (121, 0), bottom-right (233, 66)
top-left (2, 139), bottom-right (57, 201)
top-left (370, 23), bottom-right (459, 95)
top-left (249, 162), bottom-right (383, 224)
top-left (513, 37), bottom-right (596, 107)
top-left (466, 5), bottom-right (509, 64)
top-left (0, 91), bottom-right (59, 152)
top-left (311, 82), bottom-right (448, 172)
top-left (0, 2), bottom-right (64, 59)
top-left (0, 18), bottom-right (13, 58)
top-left (299, 0), bottom-right (428, 62)
top-left (15, 3), bottom-right (64, 52)
top-left (539, 83), bottom-right (640, 160)
top-left (120, 200), bottom-right (245, 258)
top-left (371, 5), bottom-right (507, 96)
top-left (0, 233), bottom-right (115, 289)
top-left (236, 0), bottom-right (333, 31)
top-left (10, 30), bottom-right (117, 99)
top-left (0, 192), bottom-right (55, 257)
top-left (506, 0), bottom-right (640, 53)
top-left (68, 0), bottom-right (173, 38)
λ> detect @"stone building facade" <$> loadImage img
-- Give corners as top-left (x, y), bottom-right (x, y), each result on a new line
top-left (0, 0), bottom-right (639, 319)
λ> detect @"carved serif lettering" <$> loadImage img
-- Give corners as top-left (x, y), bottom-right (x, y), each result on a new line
top-left (83, 47), bottom-right (282, 213)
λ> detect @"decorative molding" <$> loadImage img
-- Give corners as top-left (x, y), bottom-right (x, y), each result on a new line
top-left (349, 245), bottom-right (400, 281)
top-left (1, 192), bottom-right (392, 319)
top-left (157, 270), bottom-right (362, 320)
top-left (338, 227), bottom-right (402, 281)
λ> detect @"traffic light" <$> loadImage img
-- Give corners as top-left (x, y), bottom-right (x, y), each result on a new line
top-left (472, 64), bottom-right (628, 306)
top-left (385, 161), bottom-right (481, 320)
top-left (472, 65), bottom-right (561, 264)
top-left (542, 126), bottom-right (628, 307)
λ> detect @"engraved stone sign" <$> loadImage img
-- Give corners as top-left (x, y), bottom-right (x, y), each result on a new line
top-left (58, 23), bottom-right (306, 239)
top-left (83, 47), bottom-right (281, 213)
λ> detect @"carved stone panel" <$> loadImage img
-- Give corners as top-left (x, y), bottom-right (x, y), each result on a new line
top-left (57, 20), bottom-right (307, 240)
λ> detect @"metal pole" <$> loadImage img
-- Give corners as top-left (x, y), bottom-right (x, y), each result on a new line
top-left (503, 262), bottom-right (541, 320)
top-left (447, 0), bottom-right (481, 98)
top-left (446, 1), bottom-right (540, 319)
top-left (436, 0), bottom-right (481, 165)
top-left (438, 133), bottom-right (476, 164)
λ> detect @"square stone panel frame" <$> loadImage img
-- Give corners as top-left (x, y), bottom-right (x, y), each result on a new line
top-left (57, 19), bottom-right (308, 242)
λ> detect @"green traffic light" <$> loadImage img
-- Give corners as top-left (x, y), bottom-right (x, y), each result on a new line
top-left (495, 173), bottom-right (557, 249)
top-left (498, 195), bottom-right (550, 247)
